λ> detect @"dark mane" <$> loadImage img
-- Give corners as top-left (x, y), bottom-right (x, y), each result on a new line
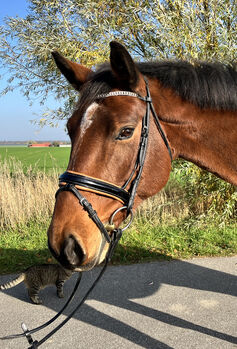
top-left (79, 60), bottom-right (237, 111)
top-left (137, 61), bottom-right (237, 111)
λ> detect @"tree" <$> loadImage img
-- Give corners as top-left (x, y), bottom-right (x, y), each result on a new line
top-left (0, 0), bottom-right (236, 123)
top-left (0, 0), bottom-right (236, 219)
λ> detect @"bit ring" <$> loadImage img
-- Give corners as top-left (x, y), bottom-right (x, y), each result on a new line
top-left (109, 206), bottom-right (134, 232)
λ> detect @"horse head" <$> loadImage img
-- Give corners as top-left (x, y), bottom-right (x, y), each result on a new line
top-left (48, 42), bottom-right (172, 271)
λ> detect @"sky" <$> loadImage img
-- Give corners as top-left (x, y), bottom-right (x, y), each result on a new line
top-left (0, 0), bottom-right (69, 142)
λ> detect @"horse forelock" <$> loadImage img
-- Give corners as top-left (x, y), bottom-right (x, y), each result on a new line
top-left (77, 65), bottom-right (114, 112)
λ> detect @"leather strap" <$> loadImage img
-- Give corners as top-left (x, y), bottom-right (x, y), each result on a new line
top-left (59, 172), bottom-right (129, 205)
top-left (56, 184), bottom-right (111, 243)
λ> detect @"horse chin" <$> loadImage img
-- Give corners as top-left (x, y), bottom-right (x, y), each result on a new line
top-left (97, 243), bottom-right (110, 264)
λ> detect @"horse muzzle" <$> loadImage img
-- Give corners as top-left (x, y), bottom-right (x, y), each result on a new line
top-left (48, 234), bottom-right (84, 270)
top-left (48, 226), bottom-right (109, 271)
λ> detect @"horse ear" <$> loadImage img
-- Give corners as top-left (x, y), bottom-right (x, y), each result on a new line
top-left (52, 51), bottom-right (91, 91)
top-left (110, 41), bottom-right (139, 89)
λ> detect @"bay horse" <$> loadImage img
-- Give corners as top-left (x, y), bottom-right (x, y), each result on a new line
top-left (48, 41), bottom-right (237, 272)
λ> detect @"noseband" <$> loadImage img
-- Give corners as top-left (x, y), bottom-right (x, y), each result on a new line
top-left (56, 77), bottom-right (172, 243)
top-left (2, 77), bottom-right (172, 348)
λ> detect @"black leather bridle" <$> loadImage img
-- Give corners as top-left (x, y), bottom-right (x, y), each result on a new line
top-left (56, 77), bottom-right (172, 244)
top-left (1, 77), bottom-right (172, 348)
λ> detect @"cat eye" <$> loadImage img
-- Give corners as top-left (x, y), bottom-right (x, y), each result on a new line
top-left (116, 127), bottom-right (135, 140)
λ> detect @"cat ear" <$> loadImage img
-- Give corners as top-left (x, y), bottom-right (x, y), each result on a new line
top-left (52, 52), bottom-right (91, 91)
top-left (109, 41), bottom-right (139, 89)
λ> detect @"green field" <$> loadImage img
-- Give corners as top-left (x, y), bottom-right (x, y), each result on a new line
top-left (0, 146), bottom-right (71, 172)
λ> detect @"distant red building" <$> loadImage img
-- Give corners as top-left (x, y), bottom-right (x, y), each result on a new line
top-left (28, 143), bottom-right (52, 147)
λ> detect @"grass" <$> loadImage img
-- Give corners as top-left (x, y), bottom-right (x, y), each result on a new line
top-left (0, 218), bottom-right (236, 274)
top-left (0, 146), bottom-right (70, 173)
top-left (0, 148), bottom-right (236, 274)
top-left (113, 221), bottom-right (237, 264)
top-left (0, 222), bottom-right (52, 274)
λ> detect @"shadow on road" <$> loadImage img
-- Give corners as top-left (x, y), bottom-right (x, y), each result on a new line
top-left (0, 248), bottom-right (236, 348)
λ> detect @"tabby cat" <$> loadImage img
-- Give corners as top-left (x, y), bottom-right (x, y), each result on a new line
top-left (0, 264), bottom-right (73, 304)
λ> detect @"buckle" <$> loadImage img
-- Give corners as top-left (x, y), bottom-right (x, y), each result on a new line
top-left (105, 228), bottom-right (123, 262)
top-left (145, 96), bottom-right (152, 103)
top-left (141, 126), bottom-right (148, 138)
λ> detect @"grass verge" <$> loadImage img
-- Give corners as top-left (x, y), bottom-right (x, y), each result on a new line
top-left (0, 219), bottom-right (236, 274)
top-left (0, 222), bottom-right (52, 274)
top-left (112, 221), bottom-right (237, 264)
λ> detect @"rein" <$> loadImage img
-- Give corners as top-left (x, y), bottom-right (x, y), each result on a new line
top-left (1, 77), bottom-right (172, 348)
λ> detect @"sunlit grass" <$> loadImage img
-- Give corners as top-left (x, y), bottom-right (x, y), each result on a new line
top-left (0, 221), bottom-right (52, 274)
top-left (1, 218), bottom-right (236, 274)
top-left (0, 146), bottom-right (70, 173)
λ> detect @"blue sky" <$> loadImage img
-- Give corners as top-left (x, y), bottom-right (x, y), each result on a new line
top-left (0, 0), bottom-right (69, 141)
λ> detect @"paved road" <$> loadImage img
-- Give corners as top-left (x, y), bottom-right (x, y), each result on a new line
top-left (0, 256), bottom-right (236, 349)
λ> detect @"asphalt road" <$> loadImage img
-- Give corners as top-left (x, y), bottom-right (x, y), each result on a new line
top-left (0, 256), bottom-right (236, 349)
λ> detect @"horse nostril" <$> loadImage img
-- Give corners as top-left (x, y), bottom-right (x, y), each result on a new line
top-left (62, 235), bottom-right (86, 267)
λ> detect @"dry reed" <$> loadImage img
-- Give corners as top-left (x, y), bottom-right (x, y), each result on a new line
top-left (135, 186), bottom-right (189, 226)
top-left (0, 158), bottom-right (58, 229)
top-left (0, 158), bottom-right (189, 230)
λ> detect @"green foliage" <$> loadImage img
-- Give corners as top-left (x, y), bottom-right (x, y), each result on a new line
top-left (173, 160), bottom-right (237, 222)
top-left (0, 0), bottom-right (236, 122)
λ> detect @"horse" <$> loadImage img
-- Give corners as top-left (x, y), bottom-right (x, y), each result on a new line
top-left (48, 41), bottom-right (237, 272)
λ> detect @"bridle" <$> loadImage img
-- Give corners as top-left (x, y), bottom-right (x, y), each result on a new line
top-left (1, 77), bottom-right (172, 348)
top-left (56, 77), bottom-right (172, 244)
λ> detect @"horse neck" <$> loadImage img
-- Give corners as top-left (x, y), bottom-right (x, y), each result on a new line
top-left (153, 85), bottom-right (237, 186)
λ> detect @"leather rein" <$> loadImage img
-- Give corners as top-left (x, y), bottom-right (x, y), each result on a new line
top-left (1, 77), bottom-right (172, 348)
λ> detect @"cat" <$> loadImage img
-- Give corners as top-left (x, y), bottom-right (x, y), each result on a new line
top-left (0, 264), bottom-right (74, 304)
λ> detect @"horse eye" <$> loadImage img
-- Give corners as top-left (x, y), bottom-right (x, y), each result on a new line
top-left (116, 127), bottom-right (134, 140)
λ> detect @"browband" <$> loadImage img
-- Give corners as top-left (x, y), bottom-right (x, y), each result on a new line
top-left (59, 171), bottom-right (129, 204)
top-left (97, 90), bottom-right (147, 101)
